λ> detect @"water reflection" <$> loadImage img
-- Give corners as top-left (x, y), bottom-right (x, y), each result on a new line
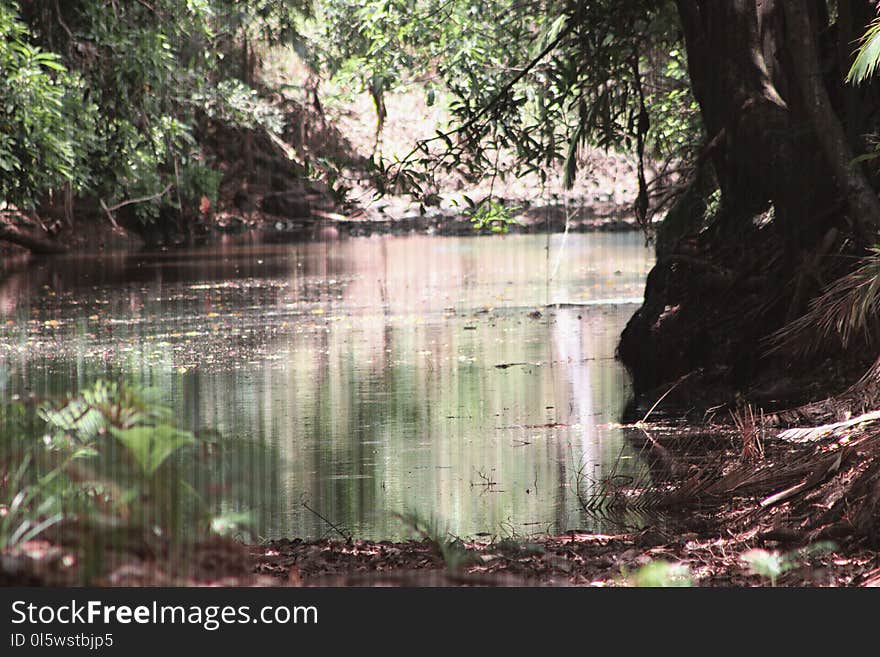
top-left (0, 233), bottom-right (653, 539)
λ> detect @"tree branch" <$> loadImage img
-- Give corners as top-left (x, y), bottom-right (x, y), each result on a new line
top-left (99, 184), bottom-right (172, 229)
top-left (388, 19), bottom-right (576, 180)
top-left (102, 184), bottom-right (173, 214)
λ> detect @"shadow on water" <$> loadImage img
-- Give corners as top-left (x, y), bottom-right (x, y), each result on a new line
top-left (0, 232), bottom-right (655, 540)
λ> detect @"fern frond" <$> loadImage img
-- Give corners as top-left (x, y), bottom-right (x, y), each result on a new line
top-left (847, 18), bottom-right (880, 85)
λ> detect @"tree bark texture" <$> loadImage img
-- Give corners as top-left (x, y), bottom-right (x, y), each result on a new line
top-left (618, 0), bottom-right (880, 403)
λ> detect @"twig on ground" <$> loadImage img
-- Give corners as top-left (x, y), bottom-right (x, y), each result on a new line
top-left (301, 499), bottom-right (351, 541)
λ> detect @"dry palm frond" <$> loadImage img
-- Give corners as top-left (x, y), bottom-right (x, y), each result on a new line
top-left (731, 403), bottom-right (765, 462)
top-left (766, 249), bottom-right (880, 357)
top-left (777, 409), bottom-right (880, 443)
top-left (576, 442), bottom-right (667, 514)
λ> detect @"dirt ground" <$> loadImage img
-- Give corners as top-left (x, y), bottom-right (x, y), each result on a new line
top-left (6, 522), bottom-right (878, 587)
top-left (248, 531), bottom-right (880, 587)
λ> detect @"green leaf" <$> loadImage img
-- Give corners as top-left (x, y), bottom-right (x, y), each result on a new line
top-left (436, 130), bottom-right (454, 150)
top-left (742, 548), bottom-right (789, 586)
top-left (851, 151), bottom-right (880, 166)
top-left (34, 53), bottom-right (65, 72)
top-left (210, 511), bottom-right (254, 537)
top-left (541, 15), bottom-right (569, 50)
top-left (628, 561), bottom-right (692, 587)
top-left (562, 122), bottom-right (583, 190)
top-left (110, 425), bottom-right (195, 476)
top-left (848, 18), bottom-right (880, 85)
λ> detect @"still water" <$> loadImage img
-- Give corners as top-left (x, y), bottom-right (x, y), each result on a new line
top-left (0, 232), bottom-right (653, 540)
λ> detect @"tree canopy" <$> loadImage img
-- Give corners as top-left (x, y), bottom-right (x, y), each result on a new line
top-left (6, 0), bottom-right (880, 392)
top-left (2, 0), bottom-right (307, 222)
top-left (309, 0), bottom-right (698, 224)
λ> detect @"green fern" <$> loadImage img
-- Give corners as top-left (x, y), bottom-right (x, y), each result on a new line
top-left (847, 18), bottom-right (880, 85)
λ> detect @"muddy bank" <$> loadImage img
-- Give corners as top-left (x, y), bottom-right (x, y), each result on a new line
top-left (258, 201), bottom-right (637, 241)
top-left (0, 206), bottom-right (639, 266)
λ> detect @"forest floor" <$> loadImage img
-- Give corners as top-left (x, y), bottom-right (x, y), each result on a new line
top-left (6, 506), bottom-right (879, 587)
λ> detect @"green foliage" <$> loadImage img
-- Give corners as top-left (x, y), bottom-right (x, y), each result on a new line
top-left (741, 549), bottom-right (788, 587)
top-left (315, 0), bottom-right (418, 90)
top-left (178, 161), bottom-right (224, 204)
top-left (109, 425), bottom-right (195, 478)
top-left (0, 469), bottom-right (64, 552)
top-left (0, 381), bottom-right (248, 569)
top-left (625, 560), bottom-right (693, 587)
top-left (642, 48), bottom-right (702, 165)
top-left (194, 79), bottom-right (284, 134)
top-left (847, 17), bottom-right (880, 85)
top-left (2, 0), bottom-right (697, 222)
top-left (778, 14), bottom-right (880, 357)
top-left (210, 0), bottom-right (309, 48)
top-left (846, 17), bottom-right (880, 167)
top-left (741, 543), bottom-right (836, 587)
top-left (0, 4), bottom-right (91, 207)
top-left (37, 381), bottom-right (202, 539)
top-left (1, 400), bottom-right (78, 551)
top-left (467, 198), bottom-right (522, 234)
top-left (769, 247), bottom-right (880, 357)
top-left (210, 511), bottom-right (255, 539)
top-left (395, 509), bottom-right (478, 571)
top-left (1, 0), bottom-right (308, 219)
top-left (311, 0), bottom-right (697, 215)
top-left (0, 404), bottom-right (64, 551)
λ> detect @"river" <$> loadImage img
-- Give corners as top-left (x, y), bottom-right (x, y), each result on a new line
top-left (0, 232), bottom-right (653, 540)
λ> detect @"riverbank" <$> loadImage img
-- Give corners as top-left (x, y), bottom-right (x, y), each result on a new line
top-left (0, 188), bottom-right (639, 261)
top-left (5, 513), bottom-right (879, 587)
top-left (1, 82), bottom-right (644, 257)
top-left (5, 408), bottom-right (880, 587)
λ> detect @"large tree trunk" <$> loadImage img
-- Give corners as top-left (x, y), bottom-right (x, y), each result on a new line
top-left (618, 0), bottom-right (880, 408)
top-left (676, 0), bottom-right (847, 243)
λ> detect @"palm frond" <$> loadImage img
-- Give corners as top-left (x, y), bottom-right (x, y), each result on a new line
top-left (847, 18), bottom-right (880, 85)
top-left (767, 248), bottom-right (880, 356)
